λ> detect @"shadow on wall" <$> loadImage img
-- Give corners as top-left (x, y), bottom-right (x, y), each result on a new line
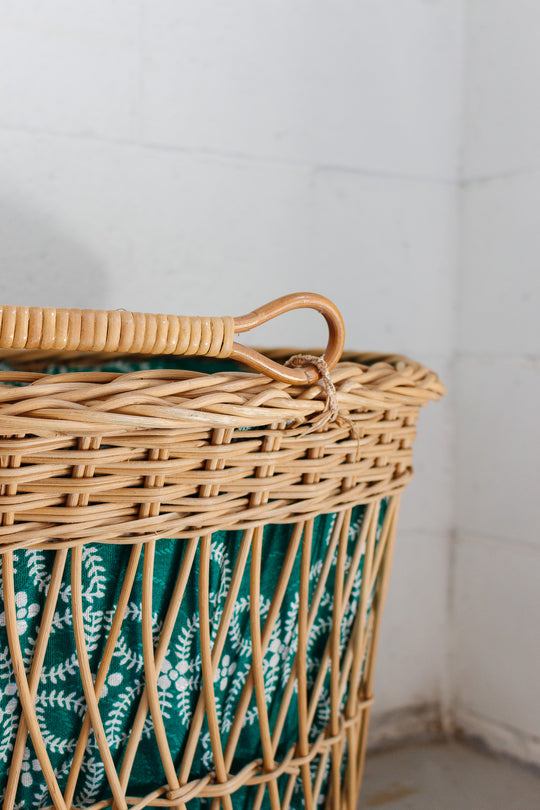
top-left (0, 194), bottom-right (109, 309)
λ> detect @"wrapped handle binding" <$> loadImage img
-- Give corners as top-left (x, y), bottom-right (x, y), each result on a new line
top-left (0, 293), bottom-right (345, 385)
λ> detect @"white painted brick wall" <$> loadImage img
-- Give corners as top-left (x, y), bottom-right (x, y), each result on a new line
top-left (454, 0), bottom-right (540, 765)
top-left (0, 1), bottom-right (462, 748)
top-left (462, 0), bottom-right (540, 178)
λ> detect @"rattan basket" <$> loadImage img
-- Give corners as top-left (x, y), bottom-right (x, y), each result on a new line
top-left (0, 293), bottom-right (444, 810)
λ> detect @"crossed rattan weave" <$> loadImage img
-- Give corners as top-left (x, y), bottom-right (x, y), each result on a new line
top-left (0, 296), bottom-right (444, 810)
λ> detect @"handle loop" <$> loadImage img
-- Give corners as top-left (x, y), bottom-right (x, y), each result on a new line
top-left (231, 293), bottom-right (344, 384)
top-left (0, 293), bottom-right (345, 385)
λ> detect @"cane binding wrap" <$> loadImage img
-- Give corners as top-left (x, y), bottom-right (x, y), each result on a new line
top-left (0, 293), bottom-right (345, 385)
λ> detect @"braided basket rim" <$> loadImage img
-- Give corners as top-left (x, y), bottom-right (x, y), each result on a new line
top-left (0, 350), bottom-right (445, 435)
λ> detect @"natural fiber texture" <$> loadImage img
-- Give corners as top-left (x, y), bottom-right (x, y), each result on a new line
top-left (0, 349), bottom-right (444, 810)
top-left (0, 350), bottom-right (443, 553)
top-left (0, 504), bottom-right (387, 810)
top-left (284, 355), bottom-right (339, 432)
top-left (0, 306), bottom-right (236, 358)
top-left (0, 294), bottom-right (347, 386)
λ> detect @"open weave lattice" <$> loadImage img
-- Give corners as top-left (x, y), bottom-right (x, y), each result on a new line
top-left (0, 350), bottom-right (444, 810)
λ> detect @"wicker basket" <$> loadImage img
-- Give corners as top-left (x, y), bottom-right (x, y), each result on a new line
top-left (0, 293), bottom-right (444, 810)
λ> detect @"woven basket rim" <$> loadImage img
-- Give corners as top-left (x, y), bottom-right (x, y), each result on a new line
top-left (0, 350), bottom-right (445, 435)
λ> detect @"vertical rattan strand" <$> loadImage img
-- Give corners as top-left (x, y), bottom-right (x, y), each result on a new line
top-left (2, 552), bottom-right (69, 810)
top-left (308, 509), bottom-right (378, 809)
top-left (64, 542), bottom-right (142, 809)
top-left (267, 512), bottom-right (346, 757)
top-left (71, 544), bottom-right (129, 810)
top-left (325, 508), bottom-right (351, 810)
top-left (222, 520), bottom-right (305, 773)
top-left (308, 507), bottom-right (378, 809)
top-left (180, 427), bottom-right (284, 806)
top-left (331, 428), bottom-right (365, 810)
top-left (58, 434), bottom-right (111, 807)
top-left (141, 443), bottom-right (176, 806)
top-left (198, 427), bottom-right (235, 810)
top-left (296, 518), bottom-right (314, 810)
top-left (0, 434), bottom-right (21, 529)
top-left (311, 748), bottom-right (331, 808)
top-left (1, 440), bottom-right (69, 810)
top-left (198, 532), bottom-right (234, 810)
top-left (368, 499), bottom-right (399, 597)
top-left (116, 535), bottom-right (199, 804)
top-left (280, 438), bottom-right (326, 810)
top-left (250, 523), bottom-right (282, 810)
top-left (303, 508), bottom-right (373, 734)
top-left (324, 504), bottom-right (393, 717)
top-left (141, 539), bottom-right (185, 810)
top-left (3, 548), bottom-right (68, 810)
top-left (326, 506), bottom-right (396, 719)
top-left (176, 529), bottom-right (252, 791)
top-left (130, 443), bottom-right (186, 809)
top-left (344, 501), bottom-right (380, 808)
top-left (246, 427), bottom-right (285, 810)
top-left (277, 523), bottom-right (319, 809)
top-left (355, 496), bottom-right (401, 794)
top-left (280, 774), bottom-right (297, 810)
top-left (336, 614), bottom-right (376, 723)
top-left (176, 429), bottom-right (257, 805)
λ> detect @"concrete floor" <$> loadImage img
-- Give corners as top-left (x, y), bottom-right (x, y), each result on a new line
top-left (360, 741), bottom-right (540, 809)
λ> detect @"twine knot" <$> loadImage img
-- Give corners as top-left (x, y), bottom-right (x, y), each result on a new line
top-left (285, 355), bottom-right (361, 459)
top-left (284, 354), bottom-right (339, 432)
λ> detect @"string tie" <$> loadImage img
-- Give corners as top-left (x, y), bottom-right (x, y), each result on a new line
top-left (284, 354), bottom-right (339, 432)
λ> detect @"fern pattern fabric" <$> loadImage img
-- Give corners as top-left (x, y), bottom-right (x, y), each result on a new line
top-left (0, 357), bottom-right (387, 808)
top-left (0, 506), bottom-right (386, 809)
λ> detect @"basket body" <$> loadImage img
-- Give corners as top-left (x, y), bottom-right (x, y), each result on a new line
top-left (0, 351), bottom-right (443, 810)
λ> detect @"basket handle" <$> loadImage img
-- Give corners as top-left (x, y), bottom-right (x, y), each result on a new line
top-left (0, 293), bottom-right (345, 384)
